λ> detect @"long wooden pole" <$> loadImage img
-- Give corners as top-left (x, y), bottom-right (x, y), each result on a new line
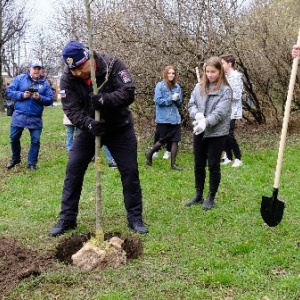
top-left (273, 27), bottom-right (300, 189)
top-left (84, 0), bottom-right (104, 242)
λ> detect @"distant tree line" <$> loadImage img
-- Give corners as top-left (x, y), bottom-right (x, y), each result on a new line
top-left (2, 0), bottom-right (300, 129)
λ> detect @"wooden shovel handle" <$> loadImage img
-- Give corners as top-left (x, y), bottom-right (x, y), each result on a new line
top-left (195, 67), bottom-right (201, 83)
top-left (274, 27), bottom-right (300, 188)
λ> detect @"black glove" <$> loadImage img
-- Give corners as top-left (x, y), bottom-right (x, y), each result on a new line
top-left (90, 92), bottom-right (104, 109)
top-left (87, 120), bottom-right (106, 136)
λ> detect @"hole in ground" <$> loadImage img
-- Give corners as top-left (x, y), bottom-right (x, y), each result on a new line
top-left (54, 232), bottom-right (143, 264)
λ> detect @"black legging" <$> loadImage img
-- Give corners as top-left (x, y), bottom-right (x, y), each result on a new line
top-left (193, 133), bottom-right (227, 196)
top-left (153, 130), bottom-right (172, 152)
top-left (148, 140), bottom-right (179, 165)
top-left (224, 119), bottom-right (241, 160)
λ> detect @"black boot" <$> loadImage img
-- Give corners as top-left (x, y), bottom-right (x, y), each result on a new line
top-left (128, 219), bottom-right (149, 234)
top-left (145, 151), bottom-right (153, 166)
top-left (202, 193), bottom-right (215, 210)
top-left (171, 164), bottom-right (183, 171)
top-left (6, 159), bottom-right (21, 170)
top-left (146, 142), bottom-right (164, 166)
top-left (185, 190), bottom-right (204, 207)
top-left (170, 142), bottom-right (182, 171)
top-left (49, 219), bottom-right (77, 237)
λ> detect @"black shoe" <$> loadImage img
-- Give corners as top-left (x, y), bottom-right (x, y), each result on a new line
top-left (171, 164), bottom-right (182, 171)
top-left (49, 219), bottom-right (77, 237)
top-left (108, 160), bottom-right (118, 169)
top-left (6, 159), bottom-right (21, 170)
top-left (185, 194), bottom-right (204, 207)
top-left (27, 164), bottom-right (37, 171)
top-left (145, 151), bottom-right (152, 166)
top-left (128, 219), bottom-right (148, 234)
top-left (202, 194), bottom-right (215, 210)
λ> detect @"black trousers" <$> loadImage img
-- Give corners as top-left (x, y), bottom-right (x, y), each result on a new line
top-left (59, 125), bottom-right (143, 223)
top-left (224, 119), bottom-right (242, 160)
top-left (193, 133), bottom-right (227, 196)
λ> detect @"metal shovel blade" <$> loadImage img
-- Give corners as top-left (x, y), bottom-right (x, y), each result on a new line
top-left (261, 189), bottom-right (285, 227)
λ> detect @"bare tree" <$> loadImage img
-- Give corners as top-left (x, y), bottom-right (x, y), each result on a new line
top-left (90, 0), bottom-right (247, 129)
top-left (50, 0), bottom-right (300, 128)
top-left (0, 0), bottom-right (28, 110)
top-left (231, 0), bottom-right (300, 124)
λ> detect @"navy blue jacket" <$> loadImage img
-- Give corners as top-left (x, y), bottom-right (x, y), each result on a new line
top-left (60, 53), bottom-right (135, 134)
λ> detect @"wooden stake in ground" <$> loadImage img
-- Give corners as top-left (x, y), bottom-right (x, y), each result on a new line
top-left (84, 0), bottom-right (104, 242)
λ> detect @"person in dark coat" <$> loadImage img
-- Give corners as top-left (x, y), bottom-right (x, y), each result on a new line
top-left (49, 40), bottom-right (148, 237)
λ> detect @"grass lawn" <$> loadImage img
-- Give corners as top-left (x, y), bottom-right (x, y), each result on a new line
top-left (0, 106), bottom-right (300, 300)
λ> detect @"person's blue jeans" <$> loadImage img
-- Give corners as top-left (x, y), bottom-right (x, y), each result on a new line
top-left (103, 145), bottom-right (113, 162)
top-left (66, 125), bottom-right (76, 151)
top-left (10, 125), bottom-right (42, 165)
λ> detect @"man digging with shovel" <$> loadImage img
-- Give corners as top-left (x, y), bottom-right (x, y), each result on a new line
top-left (49, 40), bottom-right (148, 237)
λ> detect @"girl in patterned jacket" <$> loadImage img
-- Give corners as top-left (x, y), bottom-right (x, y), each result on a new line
top-left (220, 54), bottom-right (243, 168)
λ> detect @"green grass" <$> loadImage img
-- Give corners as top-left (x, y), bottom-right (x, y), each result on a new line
top-left (1, 107), bottom-right (300, 299)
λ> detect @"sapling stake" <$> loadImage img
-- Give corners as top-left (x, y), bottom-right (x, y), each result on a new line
top-left (84, 0), bottom-right (104, 242)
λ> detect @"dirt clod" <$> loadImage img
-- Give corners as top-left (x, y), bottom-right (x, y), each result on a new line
top-left (0, 232), bottom-right (143, 297)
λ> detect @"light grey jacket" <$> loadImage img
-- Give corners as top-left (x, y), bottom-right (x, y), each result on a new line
top-left (188, 82), bottom-right (232, 138)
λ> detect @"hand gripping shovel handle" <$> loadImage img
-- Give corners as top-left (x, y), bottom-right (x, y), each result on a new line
top-left (261, 28), bottom-right (300, 227)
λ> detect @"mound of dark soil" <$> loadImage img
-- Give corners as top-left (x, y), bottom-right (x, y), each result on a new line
top-left (0, 233), bottom-right (143, 297)
top-left (0, 237), bottom-right (54, 298)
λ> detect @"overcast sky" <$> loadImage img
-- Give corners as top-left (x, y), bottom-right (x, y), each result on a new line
top-left (26, 0), bottom-right (55, 27)
top-left (12, 0), bottom-right (57, 64)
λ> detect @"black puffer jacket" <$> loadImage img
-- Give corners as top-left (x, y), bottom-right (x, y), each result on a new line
top-left (60, 52), bottom-right (135, 134)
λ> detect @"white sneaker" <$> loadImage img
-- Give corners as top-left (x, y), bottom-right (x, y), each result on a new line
top-left (163, 151), bottom-right (171, 159)
top-left (232, 159), bottom-right (243, 167)
top-left (221, 158), bottom-right (232, 165)
top-left (152, 152), bottom-right (159, 158)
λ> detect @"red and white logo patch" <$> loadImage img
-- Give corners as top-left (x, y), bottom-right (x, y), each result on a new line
top-left (60, 90), bottom-right (66, 98)
top-left (118, 70), bottom-right (132, 84)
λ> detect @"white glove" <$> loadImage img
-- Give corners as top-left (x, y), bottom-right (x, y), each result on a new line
top-left (193, 118), bottom-right (206, 135)
top-left (172, 93), bottom-right (180, 101)
top-left (195, 112), bottom-right (204, 121)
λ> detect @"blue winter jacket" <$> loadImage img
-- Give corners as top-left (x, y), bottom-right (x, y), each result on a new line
top-left (7, 71), bottom-right (54, 129)
top-left (154, 80), bottom-right (183, 124)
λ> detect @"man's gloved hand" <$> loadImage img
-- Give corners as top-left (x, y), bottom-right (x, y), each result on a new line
top-left (90, 93), bottom-right (104, 109)
top-left (193, 118), bottom-right (206, 135)
top-left (172, 92), bottom-right (180, 101)
top-left (88, 120), bottom-right (106, 136)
